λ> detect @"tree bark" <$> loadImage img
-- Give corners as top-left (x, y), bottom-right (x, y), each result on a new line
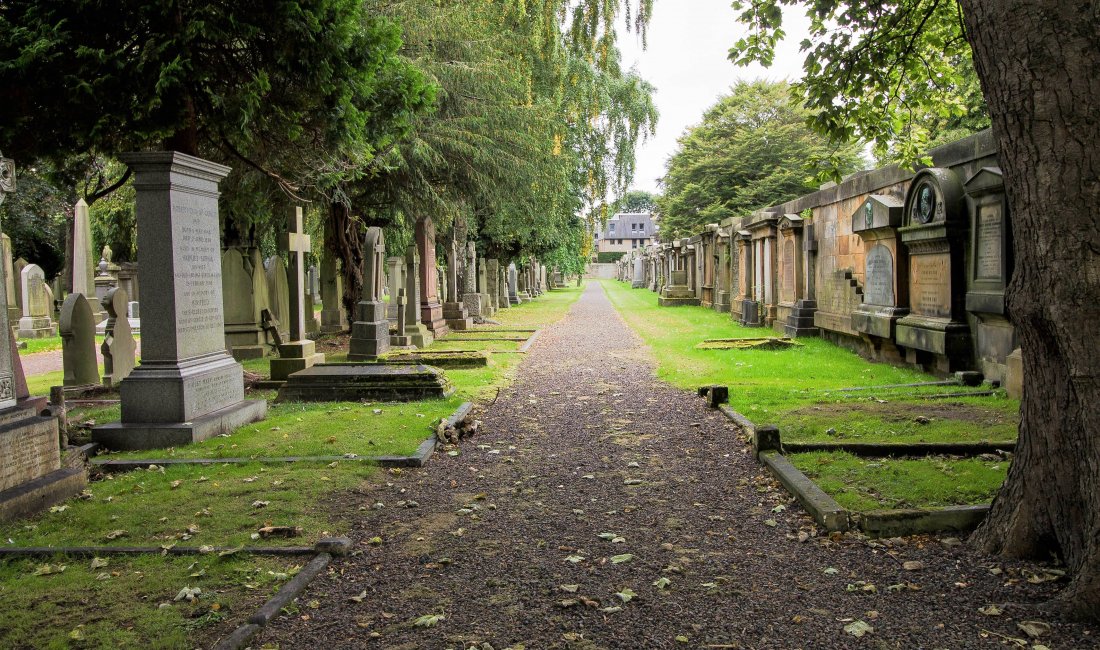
top-left (961, 0), bottom-right (1100, 620)
top-left (327, 201), bottom-right (363, 322)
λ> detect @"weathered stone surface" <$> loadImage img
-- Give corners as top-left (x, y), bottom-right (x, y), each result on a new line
top-left (101, 288), bottom-right (136, 387)
top-left (276, 363), bottom-right (454, 403)
top-left (415, 216), bottom-right (449, 337)
top-left (265, 255), bottom-right (291, 341)
top-left (60, 293), bottom-right (99, 387)
top-left (18, 264), bottom-right (54, 338)
top-left (348, 227), bottom-right (391, 361)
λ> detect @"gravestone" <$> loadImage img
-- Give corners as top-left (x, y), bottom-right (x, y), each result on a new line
top-left (441, 241), bottom-right (473, 329)
top-left (319, 252), bottom-right (346, 333)
top-left (1, 234), bottom-right (17, 324)
top-left (92, 151), bottom-right (266, 450)
top-left (632, 256), bottom-right (646, 288)
top-left (386, 256), bottom-right (403, 325)
top-left (101, 287), bottom-right (136, 388)
top-left (403, 245), bottom-right (433, 347)
top-left (347, 226), bottom-right (391, 360)
top-left (265, 255), bottom-right (291, 342)
top-left (658, 257), bottom-right (700, 308)
top-left (59, 294), bottom-right (99, 388)
top-left (507, 263), bottom-right (519, 305)
top-left (462, 242), bottom-right (483, 317)
top-left (18, 264), bottom-right (55, 338)
top-left (0, 150), bottom-right (85, 521)
top-left (964, 167), bottom-right (1015, 382)
top-left (850, 195), bottom-right (907, 347)
top-left (270, 207), bottom-right (325, 379)
top-left (479, 258), bottom-right (496, 315)
top-left (12, 257), bottom-right (26, 321)
top-left (415, 216), bottom-right (449, 337)
top-left (486, 259), bottom-right (501, 312)
top-left (497, 266), bottom-right (510, 309)
top-left (71, 199), bottom-right (103, 320)
top-left (895, 168), bottom-right (973, 373)
top-left (390, 288), bottom-right (412, 347)
top-left (221, 247), bottom-right (267, 359)
top-left (308, 265), bottom-right (320, 303)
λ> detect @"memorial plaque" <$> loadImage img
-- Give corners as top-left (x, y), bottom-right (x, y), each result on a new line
top-left (975, 203), bottom-right (1003, 281)
top-left (781, 239), bottom-right (796, 302)
top-left (864, 245), bottom-right (895, 306)
top-left (909, 253), bottom-right (952, 318)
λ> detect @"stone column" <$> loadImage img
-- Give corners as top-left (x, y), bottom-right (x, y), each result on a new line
top-left (441, 240), bottom-right (473, 329)
top-left (486, 259), bottom-right (500, 311)
top-left (385, 256), bottom-right (403, 324)
top-left (72, 199), bottom-right (104, 319)
top-left (403, 245), bottom-right (432, 347)
top-left (462, 242), bottom-right (483, 318)
top-left (415, 216), bottom-right (449, 337)
top-left (319, 248), bottom-right (346, 333)
top-left (348, 227), bottom-right (392, 360)
top-left (497, 266), bottom-right (510, 309)
top-left (93, 152), bottom-right (265, 450)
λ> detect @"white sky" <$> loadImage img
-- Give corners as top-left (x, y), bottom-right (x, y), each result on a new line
top-left (617, 1), bottom-right (811, 195)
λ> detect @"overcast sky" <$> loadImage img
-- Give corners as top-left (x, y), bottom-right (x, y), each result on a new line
top-left (617, 1), bottom-right (811, 195)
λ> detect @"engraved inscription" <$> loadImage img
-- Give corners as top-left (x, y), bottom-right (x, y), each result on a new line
top-left (781, 239), bottom-right (796, 302)
top-left (188, 370), bottom-right (240, 416)
top-left (172, 194), bottom-right (225, 358)
top-left (0, 425), bottom-right (60, 491)
top-left (975, 203), bottom-right (1003, 281)
top-left (909, 254), bottom-right (952, 318)
top-left (864, 245), bottom-right (895, 306)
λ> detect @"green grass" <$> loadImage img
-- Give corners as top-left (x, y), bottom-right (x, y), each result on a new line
top-left (600, 279), bottom-right (1018, 444)
top-left (19, 334), bottom-right (141, 356)
top-left (0, 553), bottom-right (301, 650)
top-left (789, 451), bottom-right (1008, 511)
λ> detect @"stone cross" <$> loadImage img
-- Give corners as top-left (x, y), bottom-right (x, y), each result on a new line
top-left (281, 206), bottom-right (311, 341)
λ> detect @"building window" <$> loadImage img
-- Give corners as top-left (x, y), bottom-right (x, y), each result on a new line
top-left (609, 223), bottom-right (616, 233)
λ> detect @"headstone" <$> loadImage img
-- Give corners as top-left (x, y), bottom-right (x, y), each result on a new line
top-left (0, 149), bottom-right (86, 521)
top-left (462, 242), bottom-right (483, 318)
top-left (12, 257), bottom-right (26, 318)
top-left (442, 241), bottom-right (473, 329)
top-left (249, 247), bottom-right (276, 343)
top-left (631, 256), bottom-right (646, 288)
top-left (965, 167), bottom-right (1015, 382)
top-left (92, 151), bottom-right (266, 450)
top-left (71, 199), bottom-right (100, 318)
top-left (347, 226), bottom-right (391, 360)
top-left (497, 266), bottom-right (509, 309)
top-left (403, 245), bottom-right (433, 347)
top-left (221, 247), bottom-right (266, 359)
top-left (1, 234), bottom-right (17, 324)
top-left (478, 258), bottom-right (495, 315)
top-left (386, 256), bottom-right (403, 324)
top-left (100, 287), bottom-right (136, 387)
top-left (319, 251), bottom-right (346, 333)
top-left (390, 288), bottom-right (412, 347)
top-left (485, 259), bottom-right (501, 311)
top-left (59, 293), bottom-right (99, 387)
top-left (415, 216), bottom-right (449, 337)
top-left (270, 206), bottom-right (325, 380)
top-left (507, 263), bottom-right (519, 304)
top-left (308, 265), bottom-right (320, 303)
top-left (265, 255), bottom-right (291, 342)
top-left (18, 264), bottom-right (55, 338)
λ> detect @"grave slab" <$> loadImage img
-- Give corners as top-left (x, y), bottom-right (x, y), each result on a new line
top-left (276, 363), bottom-right (453, 403)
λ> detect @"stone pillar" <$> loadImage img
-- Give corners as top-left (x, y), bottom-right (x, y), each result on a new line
top-left (386, 256), bottom-right (403, 325)
top-left (403, 245), bottom-right (432, 347)
top-left (441, 240), bottom-right (473, 329)
top-left (93, 152), bottom-right (265, 450)
top-left (347, 226), bottom-right (392, 360)
top-left (415, 216), bottom-right (449, 337)
top-left (497, 266), bottom-right (509, 309)
top-left (319, 251), bottom-right (346, 333)
top-left (486, 259), bottom-right (500, 311)
top-left (270, 206), bottom-right (325, 378)
top-left (462, 242), bottom-right (483, 318)
top-left (72, 198), bottom-right (104, 319)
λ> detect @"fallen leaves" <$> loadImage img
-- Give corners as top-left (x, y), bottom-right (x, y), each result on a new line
top-left (412, 613), bottom-right (445, 628)
top-left (33, 564), bottom-right (67, 576)
top-left (843, 620), bottom-right (874, 638)
top-left (610, 554), bottom-right (633, 564)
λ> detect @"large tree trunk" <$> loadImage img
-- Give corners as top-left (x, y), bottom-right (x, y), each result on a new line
top-left (327, 201), bottom-right (363, 322)
top-left (961, 0), bottom-right (1100, 620)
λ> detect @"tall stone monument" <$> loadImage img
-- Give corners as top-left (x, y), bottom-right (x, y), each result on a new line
top-left (1, 234), bottom-right (17, 323)
top-left (0, 150), bottom-right (85, 521)
top-left (270, 207), bottom-right (325, 380)
top-left (18, 264), bottom-right (55, 338)
top-left (93, 152), bottom-right (266, 450)
top-left (265, 255), bottom-right (291, 342)
top-left (462, 242), bottom-right (483, 318)
top-left (71, 199), bottom-right (103, 320)
top-left (497, 265), bottom-right (510, 309)
top-left (403, 245), bottom-right (433, 347)
top-left (319, 249), bottom-right (346, 333)
top-left (441, 240), bottom-right (473, 329)
top-left (347, 227), bottom-right (392, 360)
top-left (221, 247), bottom-right (267, 359)
top-left (415, 216), bottom-right (449, 338)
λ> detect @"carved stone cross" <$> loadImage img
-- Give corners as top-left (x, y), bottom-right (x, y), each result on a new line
top-left (281, 206), bottom-right (311, 341)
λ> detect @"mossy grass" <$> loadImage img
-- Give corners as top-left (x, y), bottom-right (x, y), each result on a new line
top-left (788, 451), bottom-right (1008, 511)
top-left (18, 334), bottom-right (142, 356)
top-left (0, 552), bottom-right (304, 649)
top-left (600, 279), bottom-right (1018, 444)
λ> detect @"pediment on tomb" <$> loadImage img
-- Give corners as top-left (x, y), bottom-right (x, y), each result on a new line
top-left (903, 168), bottom-right (965, 227)
top-left (852, 194), bottom-right (903, 235)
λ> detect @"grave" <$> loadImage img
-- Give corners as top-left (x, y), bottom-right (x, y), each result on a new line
top-left (17, 264), bottom-right (56, 338)
top-left (0, 150), bottom-right (85, 521)
top-left (441, 240), bottom-right (473, 329)
top-left (402, 245), bottom-right (433, 347)
top-left (269, 207), bottom-right (325, 379)
top-left (507, 263), bottom-right (520, 305)
top-left (386, 255), bottom-right (403, 326)
top-left (72, 198), bottom-right (104, 320)
top-left (265, 254), bottom-right (291, 342)
top-left (658, 271), bottom-right (700, 307)
top-left (92, 152), bottom-right (266, 450)
top-left (221, 247), bottom-right (269, 359)
top-left (631, 255), bottom-right (646, 288)
top-left (462, 242), bottom-right (484, 318)
top-left (894, 168), bottom-right (973, 373)
top-left (415, 216), bottom-right (450, 338)
top-left (486, 259), bottom-right (501, 312)
top-left (390, 288), bottom-right (412, 347)
top-left (1, 234), bottom-right (17, 324)
top-left (850, 195), bottom-right (908, 358)
top-left (497, 265), bottom-right (510, 309)
top-left (319, 249), bottom-right (347, 333)
top-left (100, 287), bottom-right (136, 387)
top-left (59, 293), bottom-right (100, 388)
top-left (479, 258), bottom-right (496, 315)
top-left (277, 363), bottom-right (453, 403)
top-left (346, 226), bottom-right (391, 361)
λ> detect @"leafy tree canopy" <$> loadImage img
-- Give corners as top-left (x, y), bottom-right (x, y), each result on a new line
top-left (612, 189), bottom-right (660, 214)
top-left (657, 80), bottom-right (863, 240)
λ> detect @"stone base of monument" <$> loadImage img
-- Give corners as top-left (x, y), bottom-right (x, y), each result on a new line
top-left (93, 400), bottom-right (268, 450)
top-left (382, 350), bottom-right (488, 368)
top-left (896, 315), bottom-right (973, 374)
top-left (658, 286), bottom-right (700, 307)
top-left (785, 299), bottom-right (822, 337)
top-left (517, 292), bottom-right (531, 303)
top-left (269, 340), bottom-right (326, 381)
top-left (405, 323), bottom-right (433, 348)
top-left (17, 317), bottom-right (55, 339)
top-left (421, 304), bottom-right (451, 339)
top-left (276, 363), bottom-right (454, 403)
top-left (442, 302), bottom-right (473, 330)
top-left (738, 299), bottom-right (762, 326)
top-left (851, 304), bottom-right (906, 340)
top-left (228, 344), bottom-right (267, 361)
top-left (0, 401), bottom-right (87, 522)
top-left (347, 303), bottom-right (391, 361)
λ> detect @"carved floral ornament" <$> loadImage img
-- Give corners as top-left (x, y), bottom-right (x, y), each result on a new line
top-left (0, 150), bottom-right (15, 206)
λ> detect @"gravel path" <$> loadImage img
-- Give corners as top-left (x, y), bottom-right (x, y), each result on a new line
top-left (252, 282), bottom-right (1094, 649)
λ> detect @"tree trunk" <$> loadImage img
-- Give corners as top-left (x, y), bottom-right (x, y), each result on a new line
top-left (327, 201), bottom-right (363, 322)
top-left (961, 0), bottom-right (1100, 620)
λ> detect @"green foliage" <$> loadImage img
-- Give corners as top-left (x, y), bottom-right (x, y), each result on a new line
top-left (657, 80), bottom-right (863, 240)
top-left (728, 0), bottom-right (989, 171)
top-left (88, 162), bottom-right (136, 264)
top-left (598, 251), bottom-right (628, 263)
top-left (611, 189), bottom-right (660, 214)
top-left (0, 163), bottom-right (69, 279)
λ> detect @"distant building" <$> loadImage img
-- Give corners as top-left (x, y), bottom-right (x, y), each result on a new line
top-left (595, 212), bottom-right (657, 254)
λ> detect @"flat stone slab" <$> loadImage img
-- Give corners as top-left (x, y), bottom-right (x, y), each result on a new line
top-left (858, 504), bottom-right (990, 538)
top-left (381, 351), bottom-right (489, 368)
top-left (0, 467), bottom-right (86, 523)
top-left (695, 337), bottom-right (802, 350)
top-left (92, 400), bottom-right (268, 451)
top-left (276, 363), bottom-right (454, 403)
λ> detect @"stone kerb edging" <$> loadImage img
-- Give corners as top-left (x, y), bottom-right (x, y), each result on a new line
top-left (214, 538), bottom-right (350, 650)
top-left (517, 329), bottom-right (543, 353)
top-left (90, 402), bottom-right (474, 472)
top-left (704, 388), bottom-right (994, 537)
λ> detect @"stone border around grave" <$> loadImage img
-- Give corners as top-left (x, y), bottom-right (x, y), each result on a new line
top-left (0, 538), bottom-right (345, 559)
top-left (708, 391), bottom-right (994, 537)
top-left (89, 402), bottom-right (473, 472)
top-left (517, 329), bottom-right (543, 353)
